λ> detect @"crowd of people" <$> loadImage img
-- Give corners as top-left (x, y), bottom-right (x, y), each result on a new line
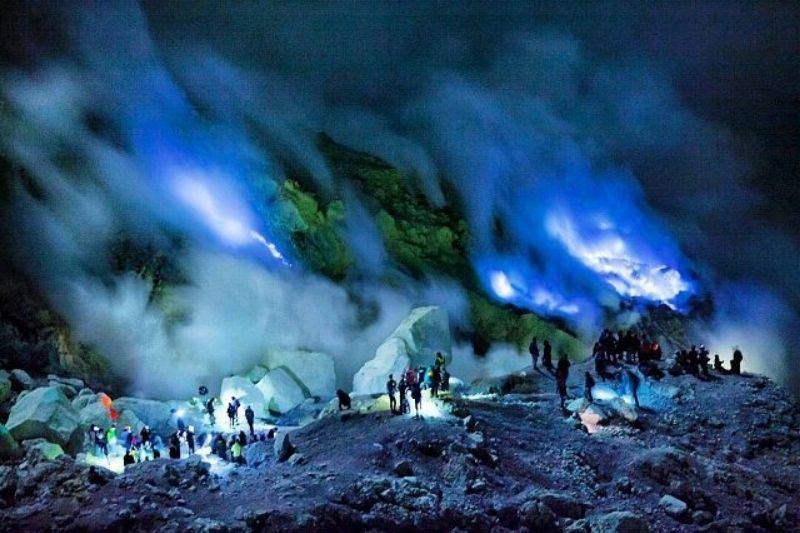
top-left (528, 328), bottom-right (747, 414)
top-left (87, 393), bottom-right (280, 469)
top-left (385, 351), bottom-right (450, 419)
top-left (85, 329), bottom-right (749, 472)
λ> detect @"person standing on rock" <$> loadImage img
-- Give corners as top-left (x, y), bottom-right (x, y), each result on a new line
top-left (411, 380), bottom-right (422, 418)
top-left (214, 433), bottom-right (227, 459)
top-left (139, 425), bottom-right (151, 446)
top-left (387, 374), bottom-right (398, 413)
top-left (232, 396), bottom-right (241, 424)
top-left (435, 351), bottom-right (446, 371)
top-left (227, 400), bottom-right (237, 429)
top-left (529, 337), bottom-right (540, 370)
top-left (245, 405), bottom-right (256, 437)
top-left (122, 425), bottom-right (134, 453)
top-left (584, 371), bottom-right (595, 403)
top-left (418, 366), bottom-right (428, 390)
top-left (206, 397), bottom-right (216, 426)
top-left (169, 431), bottom-right (181, 459)
top-left (398, 376), bottom-right (409, 414)
top-left (231, 437), bottom-right (244, 465)
top-left (555, 353), bottom-right (570, 409)
top-left (186, 426), bottom-right (196, 455)
top-left (123, 450), bottom-right (135, 467)
top-left (714, 354), bottom-right (726, 373)
top-left (442, 369), bottom-right (450, 392)
top-left (543, 340), bottom-right (554, 373)
top-left (430, 365), bottom-right (441, 398)
top-left (699, 346), bottom-right (711, 377)
top-left (106, 424), bottom-right (118, 452)
top-left (730, 348), bottom-right (743, 375)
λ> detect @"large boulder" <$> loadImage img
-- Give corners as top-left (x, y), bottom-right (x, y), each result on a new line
top-left (263, 349), bottom-right (336, 398)
top-left (220, 375), bottom-right (267, 415)
top-left (5, 386), bottom-right (82, 453)
top-left (274, 431), bottom-right (295, 462)
top-left (390, 306), bottom-right (451, 364)
top-left (72, 390), bottom-right (100, 411)
top-left (246, 365), bottom-right (269, 384)
top-left (79, 401), bottom-right (113, 430)
top-left (111, 397), bottom-right (174, 437)
top-left (256, 368), bottom-right (306, 415)
top-left (0, 370), bottom-right (11, 404)
top-left (352, 337), bottom-right (411, 395)
top-left (352, 306), bottom-right (452, 395)
top-left (244, 440), bottom-right (272, 467)
top-left (0, 424), bottom-right (20, 459)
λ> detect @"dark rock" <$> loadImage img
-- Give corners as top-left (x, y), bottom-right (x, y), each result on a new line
top-left (244, 440), bottom-right (272, 468)
top-left (274, 432), bottom-right (295, 462)
top-left (10, 369), bottom-right (34, 390)
top-left (693, 510), bottom-right (714, 525)
top-left (517, 500), bottom-right (558, 532)
top-left (538, 491), bottom-right (588, 518)
top-left (393, 460), bottom-right (413, 477)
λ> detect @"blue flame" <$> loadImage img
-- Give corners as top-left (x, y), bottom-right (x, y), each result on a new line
top-left (475, 255), bottom-right (589, 318)
top-left (478, 165), bottom-right (694, 316)
top-left (118, 74), bottom-right (290, 267)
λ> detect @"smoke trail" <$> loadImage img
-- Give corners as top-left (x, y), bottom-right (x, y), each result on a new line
top-left (2, 1), bottom-right (799, 393)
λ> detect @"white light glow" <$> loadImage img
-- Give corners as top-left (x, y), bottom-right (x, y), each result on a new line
top-left (171, 171), bottom-right (288, 264)
top-left (545, 210), bottom-right (689, 305)
top-left (490, 271), bottom-right (515, 299)
top-left (592, 383), bottom-right (618, 401)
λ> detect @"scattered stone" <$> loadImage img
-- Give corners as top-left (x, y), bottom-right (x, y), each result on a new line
top-left (518, 500), bottom-right (558, 531)
top-left (288, 453), bottom-right (306, 466)
top-left (592, 511), bottom-right (649, 533)
top-left (693, 510), bottom-right (714, 525)
top-left (538, 491), bottom-right (588, 518)
top-left (659, 494), bottom-right (689, 519)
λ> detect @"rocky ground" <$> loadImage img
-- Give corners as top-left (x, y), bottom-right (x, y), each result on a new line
top-left (1, 358), bottom-right (799, 533)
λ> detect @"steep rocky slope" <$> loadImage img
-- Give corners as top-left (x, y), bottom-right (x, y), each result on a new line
top-left (1, 359), bottom-right (797, 532)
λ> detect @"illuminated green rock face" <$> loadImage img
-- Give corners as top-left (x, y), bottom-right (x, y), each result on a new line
top-left (0, 424), bottom-right (20, 459)
top-left (22, 438), bottom-right (64, 461)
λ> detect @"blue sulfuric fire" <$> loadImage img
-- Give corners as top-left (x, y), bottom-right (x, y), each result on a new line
top-left (544, 208), bottom-right (690, 307)
top-left (128, 116), bottom-right (290, 267)
top-left (475, 255), bottom-right (588, 317)
top-left (478, 167), bottom-right (695, 318)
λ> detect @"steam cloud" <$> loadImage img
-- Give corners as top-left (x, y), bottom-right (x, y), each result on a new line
top-left (1, 2), bottom-right (798, 394)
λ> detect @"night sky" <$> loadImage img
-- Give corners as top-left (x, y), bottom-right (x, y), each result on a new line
top-left (1, 2), bottom-right (799, 390)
